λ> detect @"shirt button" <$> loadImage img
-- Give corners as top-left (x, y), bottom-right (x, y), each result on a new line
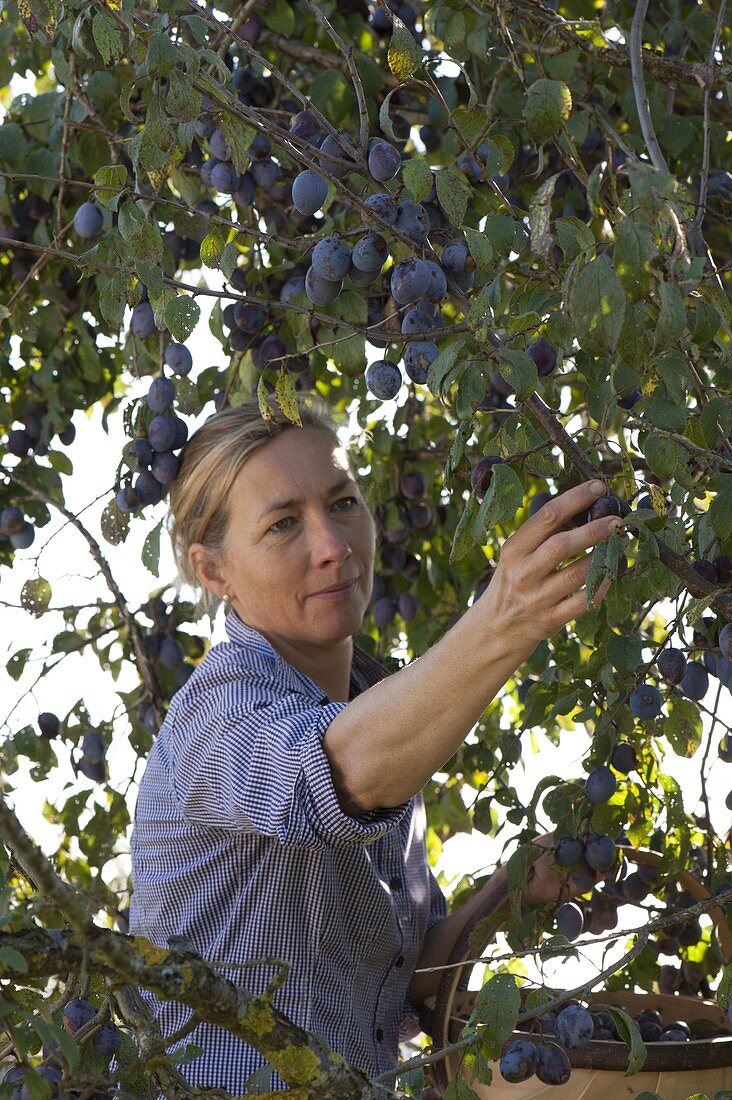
top-left (375, 1028), bottom-right (384, 1042)
top-left (389, 875), bottom-right (402, 890)
top-left (395, 955), bottom-right (405, 968)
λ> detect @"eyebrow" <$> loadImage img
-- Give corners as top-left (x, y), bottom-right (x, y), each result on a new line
top-left (258, 476), bottom-right (358, 519)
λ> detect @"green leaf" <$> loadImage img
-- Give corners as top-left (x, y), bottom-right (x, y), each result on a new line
top-left (92, 10), bottom-right (123, 65)
top-left (483, 214), bottom-right (522, 257)
top-left (436, 168), bottom-right (469, 227)
top-left (217, 113), bottom-right (255, 175)
top-left (524, 78), bottom-right (572, 142)
top-left (388, 12), bottom-right (422, 81)
top-left (142, 520), bottom-right (162, 578)
top-left (663, 697), bottom-right (702, 757)
top-left (93, 164), bottom-right (128, 209)
top-left (717, 963), bottom-right (732, 1011)
top-left (642, 435), bottom-right (688, 480)
top-left (463, 227), bottom-right (493, 272)
top-left (654, 280), bottom-right (686, 352)
top-left (164, 297), bottom-right (200, 342)
top-left (274, 372), bottom-right (303, 426)
top-left (0, 945), bottom-right (28, 973)
top-left (32, 1016), bottom-right (79, 1071)
top-left (99, 274), bottom-right (129, 330)
top-left (450, 493), bottom-right (480, 563)
top-left (101, 500), bottom-right (129, 546)
top-left (146, 30), bottom-right (177, 76)
top-left (585, 530), bottom-right (623, 609)
top-left (20, 577), bottom-right (52, 618)
top-left (262, 0), bottom-right (295, 36)
top-left (470, 973), bottom-right (520, 1056)
top-left (402, 158), bottom-right (434, 204)
top-left (427, 338), bottom-right (465, 399)
top-left (472, 464), bottom-right (524, 544)
top-left (709, 490), bottom-right (732, 542)
top-left (117, 202), bottom-right (163, 265)
top-left (569, 254), bottom-right (626, 356)
top-left (555, 216), bottom-right (595, 262)
top-left (614, 218), bottom-right (656, 299)
top-left (497, 349), bottom-right (538, 399)
top-left (200, 228), bottom-right (227, 269)
top-left (7, 649), bottom-right (32, 681)
top-left (606, 633), bottom-right (642, 672)
top-left (451, 107), bottom-right (488, 146)
top-left (443, 1074), bottom-right (480, 1100)
top-left (605, 1005), bottom-right (647, 1074)
top-left (167, 69), bottom-right (201, 123)
top-left (529, 173), bottom-right (560, 261)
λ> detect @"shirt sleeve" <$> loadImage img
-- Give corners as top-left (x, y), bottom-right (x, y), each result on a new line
top-left (166, 668), bottom-right (409, 849)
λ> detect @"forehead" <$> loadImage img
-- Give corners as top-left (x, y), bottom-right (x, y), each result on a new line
top-left (235, 427), bottom-right (356, 507)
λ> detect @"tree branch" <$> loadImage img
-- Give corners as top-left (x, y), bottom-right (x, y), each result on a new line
top-left (629, 0), bottom-right (669, 174)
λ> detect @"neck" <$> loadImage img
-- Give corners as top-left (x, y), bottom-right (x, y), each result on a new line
top-left (259, 630), bottom-right (355, 702)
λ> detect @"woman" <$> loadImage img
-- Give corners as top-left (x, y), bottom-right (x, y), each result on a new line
top-left (129, 394), bottom-right (621, 1094)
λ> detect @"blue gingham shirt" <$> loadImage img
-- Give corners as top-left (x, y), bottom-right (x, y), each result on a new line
top-left (129, 610), bottom-right (447, 1093)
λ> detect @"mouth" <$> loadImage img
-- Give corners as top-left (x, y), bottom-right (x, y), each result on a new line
top-left (311, 578), bottom-right (359, 597)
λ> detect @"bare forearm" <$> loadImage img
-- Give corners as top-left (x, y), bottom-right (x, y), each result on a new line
top-left (323, 596), bottom-right (533, 811)
top-left (409, 868), bottom-right (509, 1008)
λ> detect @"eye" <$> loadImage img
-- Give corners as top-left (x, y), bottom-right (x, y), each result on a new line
top-left (333, 496), bottom-right (359, 511)
top-left (269, 516), bottom-right (294, 534)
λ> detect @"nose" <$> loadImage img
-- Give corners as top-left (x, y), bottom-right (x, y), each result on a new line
top-left (309, 510), bottom-right (353, 568)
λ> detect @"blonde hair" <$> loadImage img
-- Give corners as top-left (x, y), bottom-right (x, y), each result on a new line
top-left (169, 394), bottom-right (353, 593)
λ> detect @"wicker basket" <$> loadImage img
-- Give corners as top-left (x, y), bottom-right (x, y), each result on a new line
top-left (423, 848), bottom-right (732, 1098)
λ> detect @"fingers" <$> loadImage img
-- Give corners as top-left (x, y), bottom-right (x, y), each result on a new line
top-left (511, 481), bottom-right (607, 557)
top-left (543, 514), bottom-right (625, 572)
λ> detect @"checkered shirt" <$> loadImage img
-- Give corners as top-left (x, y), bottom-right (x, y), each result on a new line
top-left (129, 610), bottom-right (447, 1094)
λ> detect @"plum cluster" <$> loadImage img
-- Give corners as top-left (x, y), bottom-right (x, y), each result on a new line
top-left (368, 469), bottom-right (444, 630)
top-left (115, 344), bottom-right (193, 515)
top-left (136, 596), bottom-right (202, 732)
top-left (76, 730), bottom-right (106, 784)
top-left (3, 398), bottom-right (75, 463)
top-left (0, 997), bottom-right (123, 1097)
top-left (0, 505), bottom-right (36, 551)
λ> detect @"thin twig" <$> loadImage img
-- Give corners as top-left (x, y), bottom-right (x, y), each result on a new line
top-left (629, 0), bottom-right (669, 174)
top-left (694, 0), bottom-right (727, 229)
top-left (304, 0), bottom-right (370, 152)
top-left (56, 85), bottom-right (73, 236)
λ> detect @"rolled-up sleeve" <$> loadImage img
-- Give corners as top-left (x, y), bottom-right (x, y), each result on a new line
top-left (168, 671), bottom-right (408, 848)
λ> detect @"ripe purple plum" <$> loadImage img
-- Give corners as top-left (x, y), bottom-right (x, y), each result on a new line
top-left (720, 622), bottom-right (732, 660)
top-left (629, 684), bottom-right (662, 719)
top-left (311, 237), bottom-right (351, 281)
top-left (470, 456), bottom-right (502, 501)
top-left (351, 232), bottom-right (388, 273)
top-left (292, 170), bottom-right (328, 216)
top-left (148, 416), bottom-right (179, 453)
top-left (367, 139), bottom-right (401, 182)
top-left (555, 901), bottom-right (583, 940)
top-left (363, 192), bottom-right (398, 226)
top-left (403, 340), bottom-right (438, 385)
top-left (390, 258), bottom-right (432, 304)
top-left (130, 301), bottom-right (157, 339)
top-left (394, 199), bottom-right (430, 244)
top-left (527, 336), bottom-right (558, 376)
top-left (151, 451), bottom-right (180, 486)
top-left (365, 360), bottom-right (402, 401)
top-left (164, 342), bottom-right (193, 377)
top-left (555, 1003), bottom-right (594, 1050)
top-left (585, 765), bottom-right (617, 803)
top-left (535, 1043), bottom-right (571, 1085)
top-left (611, 742), bottom-right (637, 774)
top-left (147, 377), bottom-right (176, 414)
top-left (305, 266), bottom-right (342, 307)
top-left (657, 648), bottom-right (687, 685)
top-left (680, 660), bottom-right (709, 700)
top-left (584, 833), bottom-right (617, 872)
top-left (63, 997), bottom-right (96, 1035)
top-left (73, 201), bottom-right (104, 238)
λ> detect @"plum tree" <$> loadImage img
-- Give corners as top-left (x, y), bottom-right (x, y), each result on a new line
top-left (1, 0), bottom-right (731, 1096)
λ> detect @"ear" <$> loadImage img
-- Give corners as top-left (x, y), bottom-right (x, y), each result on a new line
top-left (188, 543), bottom-right (230, 600)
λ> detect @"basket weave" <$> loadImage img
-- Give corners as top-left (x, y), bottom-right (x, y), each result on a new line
top-left (423, 849), bottom-right (732, 1098)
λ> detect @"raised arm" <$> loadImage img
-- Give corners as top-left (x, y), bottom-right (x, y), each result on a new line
top-left (323, 480), bottom-right (623, 814)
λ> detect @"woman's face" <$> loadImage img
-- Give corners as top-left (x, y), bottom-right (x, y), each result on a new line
top-left (194, 427), bottom-right (377, 653)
